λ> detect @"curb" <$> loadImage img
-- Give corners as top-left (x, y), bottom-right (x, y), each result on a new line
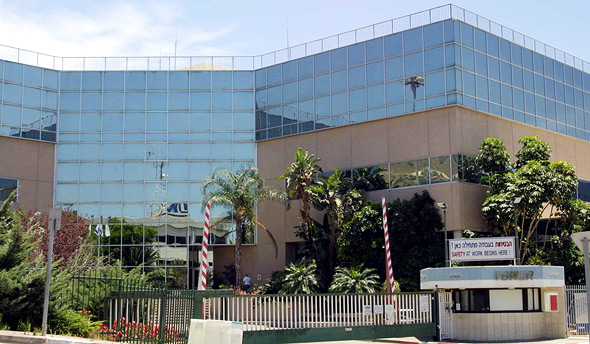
top-left (0, 331), bottom-right (113, 344)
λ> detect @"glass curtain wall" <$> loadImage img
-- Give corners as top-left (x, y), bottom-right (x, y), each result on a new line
top-left (254, 19), bottom-right (590, 142)
top-left (0, 60), bottom-right (58, 141)
top-left (55, 70), bottom-right (255, 287)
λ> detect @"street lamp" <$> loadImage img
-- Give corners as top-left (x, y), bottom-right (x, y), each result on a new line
top-left (436, 202), bottom-right (449, 267)
top-left (512, 197), bottom-right (522, 265)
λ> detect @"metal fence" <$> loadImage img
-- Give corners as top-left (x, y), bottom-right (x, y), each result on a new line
top-left (1, 4), bottom-right (588, 72)
top-left (566, 285), bottom-right (588, 335)
top-left (204, 292), bottom-right (434, 331)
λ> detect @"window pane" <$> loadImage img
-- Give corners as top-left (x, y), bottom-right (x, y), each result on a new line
top-left (391, 161), bottom-right (418, 188)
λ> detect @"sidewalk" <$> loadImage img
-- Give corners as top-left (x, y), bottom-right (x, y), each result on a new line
top-left (311, 335), bottom-right (590, 344)
top-left (1, 331), bottom-right (588, 344)
top-left (0, 330), bottom-right (112, 344)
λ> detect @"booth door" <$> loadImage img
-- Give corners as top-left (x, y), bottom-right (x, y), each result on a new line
top-left (438, 291), bottom-right (453, 340)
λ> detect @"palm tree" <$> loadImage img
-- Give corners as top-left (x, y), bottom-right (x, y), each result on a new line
top-left (310, 169), bottom-right (346, 277)
top-left (329, 264), bottom-right (381, 294)
top-left (280, 148), bottom-right (322, 246)
top-left (279, 259), bottom-right (319, 294)
top-left (202, 166), bottom-right (287, 287)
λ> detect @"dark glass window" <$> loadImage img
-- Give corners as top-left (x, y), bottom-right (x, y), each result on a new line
top-left (385, 57), bottom-right (403, 81)
top-left (423, 22), bottom-right (443, 48)
top-left (366, 38), bottom-right (384, 62)
top-left (460, 22), bottom-right (473, 48)
top-left (366, 61), bottom-right (384, 85)
top-left (331, 47), bottom-right (347, 71)
top-left (404, 52), bottom-right (423, 77)
top-left (348, 43), bottom-right (365, 67)
top-left (349, 65), bottom-right (366, 89)
top-left (474, 28), bottom-right (486, 53)
top-left (580, 180), bottom-right (590, 202)
top-left (314, 52), bottom-right (330, 75)
top-left (453, 288), bottom-right (540, 313)
top-left (384, 33), bottom-right (403, 57)
top-left (424, 47), bottom-right (444, 72)
top-left (331, 70), bottom-right (348, 93)
top-left (267, 65), bottom-right (281, 86)
top-left (0, 178), bottom-right (18, 202)
top-left (298, 56), bottom-right (314, 79)
top-left (403, 27), bottom-right (423, 53)
top-left (282, 61), bottom-right (297, 83)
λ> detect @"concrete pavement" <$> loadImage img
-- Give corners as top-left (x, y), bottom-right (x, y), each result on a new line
top-left (1, 330), bottom-right (589, 344)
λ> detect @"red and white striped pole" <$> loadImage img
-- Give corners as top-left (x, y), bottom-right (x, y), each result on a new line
top-left (382, 196), bottom-right (396, 293)
top-left (198, 202), bottom-right (211, 291)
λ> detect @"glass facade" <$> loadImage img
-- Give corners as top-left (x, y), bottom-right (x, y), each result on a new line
top-left (1, 8), bottom-right (590, 286)
top-left (0, 61), bottom-right (58, 141)
top-left (55, 70), bottom-right (255, 286)
top-left (254, 19), bottom-right (590, 141)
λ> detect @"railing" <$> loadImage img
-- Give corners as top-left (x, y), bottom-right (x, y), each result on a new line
top-left (205, 292), bottom-right (434, 331)
top-left (566, 285), bottom-right (587, 335)
top-left (1, 5), bottom-right (588, 72)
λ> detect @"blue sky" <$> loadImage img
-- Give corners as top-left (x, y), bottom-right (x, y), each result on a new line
top-left (0, 0), bottom-right (588, 62)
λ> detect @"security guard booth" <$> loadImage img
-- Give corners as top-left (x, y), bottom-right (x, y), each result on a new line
top-left (420, 265), bottom-right (566, 341)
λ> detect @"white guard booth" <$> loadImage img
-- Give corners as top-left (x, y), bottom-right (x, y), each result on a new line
top-left (420, 265), bottom-right (566, 341)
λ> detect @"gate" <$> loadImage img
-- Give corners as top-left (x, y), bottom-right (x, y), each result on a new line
top-left (438, 291), bottom-right (453, 340)
top-left (203, 291), bottom-right (436, 344)
top-left (71, 272), bottom-right (437, 344)
top-left (566, 285), bottom-right (588, 335)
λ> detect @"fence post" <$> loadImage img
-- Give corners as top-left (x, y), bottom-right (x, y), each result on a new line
top-left (193, 290), bottom-right (234, 320)
top-left (434, 291), bottom-right (440, 341)
top-left (159, 289), bottom-right (168, 344)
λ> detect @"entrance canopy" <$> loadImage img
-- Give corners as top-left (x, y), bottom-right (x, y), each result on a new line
top-left (420, 266), bottom-right (564, 290)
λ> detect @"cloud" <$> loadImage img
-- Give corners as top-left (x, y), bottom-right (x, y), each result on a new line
top-left (0, 1), bottom-right (236, 58)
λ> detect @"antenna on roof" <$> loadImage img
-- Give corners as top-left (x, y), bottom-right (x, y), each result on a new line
top-left (285, 0), bottom-right (290, 48)
top-left (174, 24), bottom-right (178, 69)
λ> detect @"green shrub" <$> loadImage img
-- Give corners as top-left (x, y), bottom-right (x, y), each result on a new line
top-left (50, 309), bottom-right (101, 337)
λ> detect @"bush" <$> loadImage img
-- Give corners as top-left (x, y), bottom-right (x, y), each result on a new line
top-left (49, 309), bottom-right (101, 337)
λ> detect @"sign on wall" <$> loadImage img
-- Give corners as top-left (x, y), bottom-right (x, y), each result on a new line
top-left (449, 237), bottom-right (515, 262)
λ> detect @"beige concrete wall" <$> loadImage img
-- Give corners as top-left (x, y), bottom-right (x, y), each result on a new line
top-left (452, 287), bottom-right (566, 341)
top-left (248, 105), bottom-right (590, 281)
top-left (0, 136), bottom-right (54, 212)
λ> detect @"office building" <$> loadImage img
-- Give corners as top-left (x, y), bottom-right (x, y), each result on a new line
top-left (1, 5), bottom-right (590, 286)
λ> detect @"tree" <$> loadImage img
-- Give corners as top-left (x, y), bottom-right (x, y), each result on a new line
top-left (337, 191), bottom-right (444, 291)
top-left (279, 259), bottom-right (319, 294)
top-left (23, 209), bottom-right (91, 269)
top-left (309, 169), bottom-right (348, 277)
top-left (477, 136), bottom-right (581, 263)
top-left (0, 191), bottom-right (69, 329)
top-left (202, 166), bottom-right (287, 286)
top-left (329, 264), bottom-right (380, 294)
top-left (280, 148), bottom-right (322, 251)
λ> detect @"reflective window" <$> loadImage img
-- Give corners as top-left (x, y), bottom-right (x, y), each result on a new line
top-left (366, 61), bottom-right (384, 85)
top-left (331, 48), bottom-right (347, 71)
top-left (282, 61), bottom-right (297, 83)
top-left (24, 66), bottom-right (42, 87)
top-left (404, 52), bottom-right (423, 77)
top-left (431, 156), bottom-right (451, 183)
top-left (191, 71), bottom-right (211, 90)
top-left (425, 47), bottom-right (444, 72)
top-left (212, 72), bottom-right (233, 90)
top-left (386, 57), bottom-right (403, 81)
top-left (169, 71), bottom-right (189, 90)
top-left (366, 38), bottom-right (384, 62)
top-left (404, 28), bottom-right (423, 53)
top-left (348, 43), bottom-right (365, 67)
top-left (125, 72), bottom-right (146, 90)
top-left (384, 33), bottom-right (403, 57)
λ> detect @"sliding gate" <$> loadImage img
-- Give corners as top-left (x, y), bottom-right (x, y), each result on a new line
top-left (203, 291), bottom-right (436, 344)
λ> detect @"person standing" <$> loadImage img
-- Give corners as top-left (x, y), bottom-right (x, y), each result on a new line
top-left (243, 274), bottom-right (252, 292)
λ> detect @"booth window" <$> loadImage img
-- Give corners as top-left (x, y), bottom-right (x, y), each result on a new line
top-left (453, 288), bottom-right (541, 313)
top-left (0, 178), bottom-right (18, 202)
